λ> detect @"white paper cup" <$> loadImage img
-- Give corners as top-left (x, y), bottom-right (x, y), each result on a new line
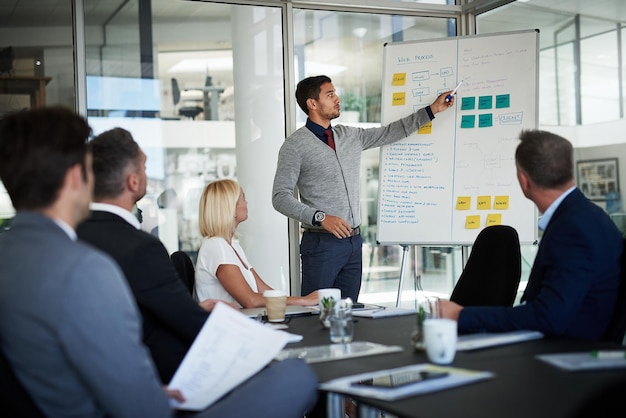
top-left (423, 318), bottom-right (457, 365)
top-left (263, 290), bottom-right (287, 322)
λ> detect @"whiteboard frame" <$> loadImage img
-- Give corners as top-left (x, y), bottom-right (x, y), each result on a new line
top-left (375, 29), bottom-right (539, 246)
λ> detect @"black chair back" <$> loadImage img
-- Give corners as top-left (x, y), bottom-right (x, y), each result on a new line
top-left (602, 238), bottom-right (626, 345)
top-left (171, 250), bottom-right (196, 299)
top-left (0, 349), bottom-right (45, 417)
top-left (450, 225), bottom-right (521, 307)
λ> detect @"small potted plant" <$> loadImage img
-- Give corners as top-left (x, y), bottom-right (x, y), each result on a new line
top-left (319, 296), bottom-right (337, 328)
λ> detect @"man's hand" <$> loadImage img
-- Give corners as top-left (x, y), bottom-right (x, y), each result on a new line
top-left (430, 90), bottom-right (455, 114)
top-left (321, 214), bottom-right (352, 239)
top-left (439, 299), bottom-right (464, 321)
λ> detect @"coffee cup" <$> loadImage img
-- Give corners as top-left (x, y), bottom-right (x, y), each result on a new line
top-left (423, 318), bottom-right (457, 364)
top-left (263, 289), bottom-right (287, 322)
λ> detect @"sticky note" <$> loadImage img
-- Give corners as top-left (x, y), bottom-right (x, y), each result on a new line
top-left (494, 195), bottom-right (509, 209)
top-left (495, 94), bottom-right (510, 108)
top-left (460, 115), bottom-right (476, 128)
top-left (478, 114), bottom-right (493, 128)
top-left (417, 122), bottom-right (432, 134)
top-left (478, 96), bottom-right (493, 109)
top-left (465, 215), bottom-right (481, 229)
top-left (392, 73), bottom-right (406, 86)
top-left (476, 196), bottom-right (491, 210)
top-left (392, 92), bottom-right (406, 106)
top-left (456, 196), bottom-right (471, 210)
top-left (461, 96), bottom-right (476, 110)
top-left (486, 213), bottom-right (502, 226)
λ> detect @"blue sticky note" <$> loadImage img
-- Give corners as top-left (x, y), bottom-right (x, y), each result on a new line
top-left (478, 96), bottom-right (493, 109)
top-left (460, 115), bottom-right (476, 128)
top-left (496, 94), bottom-right (510, 108)
top-left (478, 114), bottom-right (493, 127)
top-left (461, 97), bottom-right (476, 110)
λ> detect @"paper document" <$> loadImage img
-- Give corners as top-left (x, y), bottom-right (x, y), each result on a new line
top-left (536, 351), bottom-right (626, 371)
top-left (352, 306), bottom-right (416, 319)
top-left (168, 302), bottom-right (289, 411)
top-left (320, 363), bottom-right (493, 401)
top-left (456, 330), bottom-right (544, 351)
top-left (275, 341), bottom-right (403, 363)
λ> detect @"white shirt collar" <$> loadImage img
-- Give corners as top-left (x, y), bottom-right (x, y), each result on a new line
top-left (90, 202), bottom-right (141, 229)
top-left (52, 218), bottom-right (77, 241)
top-left (538, 186), bottom-right (576, 231)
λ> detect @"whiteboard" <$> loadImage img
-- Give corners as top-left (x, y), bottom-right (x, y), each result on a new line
top-left (376, 30), bottom-right (539, 245)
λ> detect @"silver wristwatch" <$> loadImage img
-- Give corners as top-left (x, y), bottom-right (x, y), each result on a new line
top-left (314, 210), bottom-right (326, 226)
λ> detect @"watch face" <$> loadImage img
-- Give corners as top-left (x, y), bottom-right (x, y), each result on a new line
top-left (315, 212), bottom-right (325, 223)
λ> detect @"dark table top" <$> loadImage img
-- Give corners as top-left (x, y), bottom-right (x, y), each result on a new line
top-left (285, 313), bottom-right (626, 418)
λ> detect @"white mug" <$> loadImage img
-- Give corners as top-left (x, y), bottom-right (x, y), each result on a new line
top-left (423, 318), bottom-right (457, 365)
top-left (318, 288), bottom-right (341, 308)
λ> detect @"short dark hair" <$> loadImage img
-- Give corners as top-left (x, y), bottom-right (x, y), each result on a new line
top-left (295, 75), bottom-right (331, 115)
top-left (0, 106), bottom-right (91, 210)
top-left (89, 127), bottom-right (141, 199)
top-left (515, 129), bottom-right (573, 189)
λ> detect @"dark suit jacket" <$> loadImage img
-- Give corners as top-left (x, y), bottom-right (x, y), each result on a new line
top-left (77, 210), bottom-right (209, 383)
top-left (459, 188), bottom-right (622, 339)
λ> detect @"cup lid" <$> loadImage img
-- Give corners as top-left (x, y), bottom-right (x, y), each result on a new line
top-left (263, 289), bottom-right (286, 297)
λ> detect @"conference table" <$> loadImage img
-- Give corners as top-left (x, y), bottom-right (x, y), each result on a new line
top-left (284, 313), bottom-right (626, 418)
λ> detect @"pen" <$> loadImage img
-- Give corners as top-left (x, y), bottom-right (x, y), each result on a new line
top-left (445, 80), bottom-right (463, 102)
top-left (590, 350), bottom-right (626, 359)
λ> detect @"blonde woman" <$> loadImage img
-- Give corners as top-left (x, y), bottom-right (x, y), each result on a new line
top-left (195, 179), bottom-right (318, 308)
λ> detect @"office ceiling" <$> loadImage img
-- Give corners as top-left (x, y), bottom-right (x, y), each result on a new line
top-left (0, 1), bottom-right (625, 29)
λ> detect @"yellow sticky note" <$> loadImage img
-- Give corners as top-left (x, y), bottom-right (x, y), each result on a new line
top-left (486, 213), bottom-right (502, 226)
top-left (392, 73), bottom-right (407, 86)
top-left (456, 196), bottom-right (471, 210)
top-left (465, 215), bottom-right (481, 229)
top-left (494, 196), bottom-right (510, 210)
top-left (392, 92), bottom-right (406, 106)
top-left (417, 122), bottom-right (432, 134)
top-left (476, 196), bottom-right (492, 210)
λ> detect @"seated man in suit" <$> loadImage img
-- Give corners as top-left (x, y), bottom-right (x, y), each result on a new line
top-left (77, 127), bottom-right (220, 383)
top-left (441, 130), bottom-right (623, 340)
top-left (77, 127), bottom-right (318, 417)
top-left (0, 107), bottom-right (172, 417)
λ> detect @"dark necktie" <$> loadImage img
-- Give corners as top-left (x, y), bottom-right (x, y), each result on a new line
top-left (325, 129), bottom-right (335, 151)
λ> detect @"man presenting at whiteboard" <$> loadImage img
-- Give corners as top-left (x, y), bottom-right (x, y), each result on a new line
top-left (272, 75), bottom-right (454, 301)
top-left (440, 130), bottom-right (622, 340)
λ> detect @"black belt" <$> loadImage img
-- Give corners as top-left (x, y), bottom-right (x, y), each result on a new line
top-left (303, 226), bottom-right (360, 236)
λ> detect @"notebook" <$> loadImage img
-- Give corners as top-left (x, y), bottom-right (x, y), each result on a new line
top-left (456, 330), bottom-right (544, 351)
top-left (240, 305), bottom-right (319, 318)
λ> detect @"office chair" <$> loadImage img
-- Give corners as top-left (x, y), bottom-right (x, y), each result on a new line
top-left (449, 225), bottom-right (521, 307)
top-left (170, 78), bottom-right (203, 120)
top-left (601, 238), bottom-right (626, 345)
top-left (170, 250), bottom-right (197, 300)
top-left (0, 46), bottom-right (14, 76)
top-left (0, 349), bottom-right (45, 417)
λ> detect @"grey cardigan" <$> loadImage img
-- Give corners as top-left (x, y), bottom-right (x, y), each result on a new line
top-left (272, 108), bottom-right (433, 228)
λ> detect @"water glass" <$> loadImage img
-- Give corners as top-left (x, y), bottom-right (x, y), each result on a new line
top-left (411, 295), bottom-right (441, 351)
top-left (329, 298), bottom-right (354, 344)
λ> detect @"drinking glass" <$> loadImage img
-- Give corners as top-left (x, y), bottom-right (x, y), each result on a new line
top-left (329, 298), bottom-right (354, 344)
top-left (411, 295), bottom-right (441, 351)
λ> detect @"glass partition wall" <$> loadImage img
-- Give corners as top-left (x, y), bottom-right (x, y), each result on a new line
top-left (80, 1), bottom-right (459, 306)
top-left (3, 0), bottom-right (626, 307)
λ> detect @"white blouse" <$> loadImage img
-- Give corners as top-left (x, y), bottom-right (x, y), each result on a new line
top-left (195, 236), bottom-right (258, 306)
